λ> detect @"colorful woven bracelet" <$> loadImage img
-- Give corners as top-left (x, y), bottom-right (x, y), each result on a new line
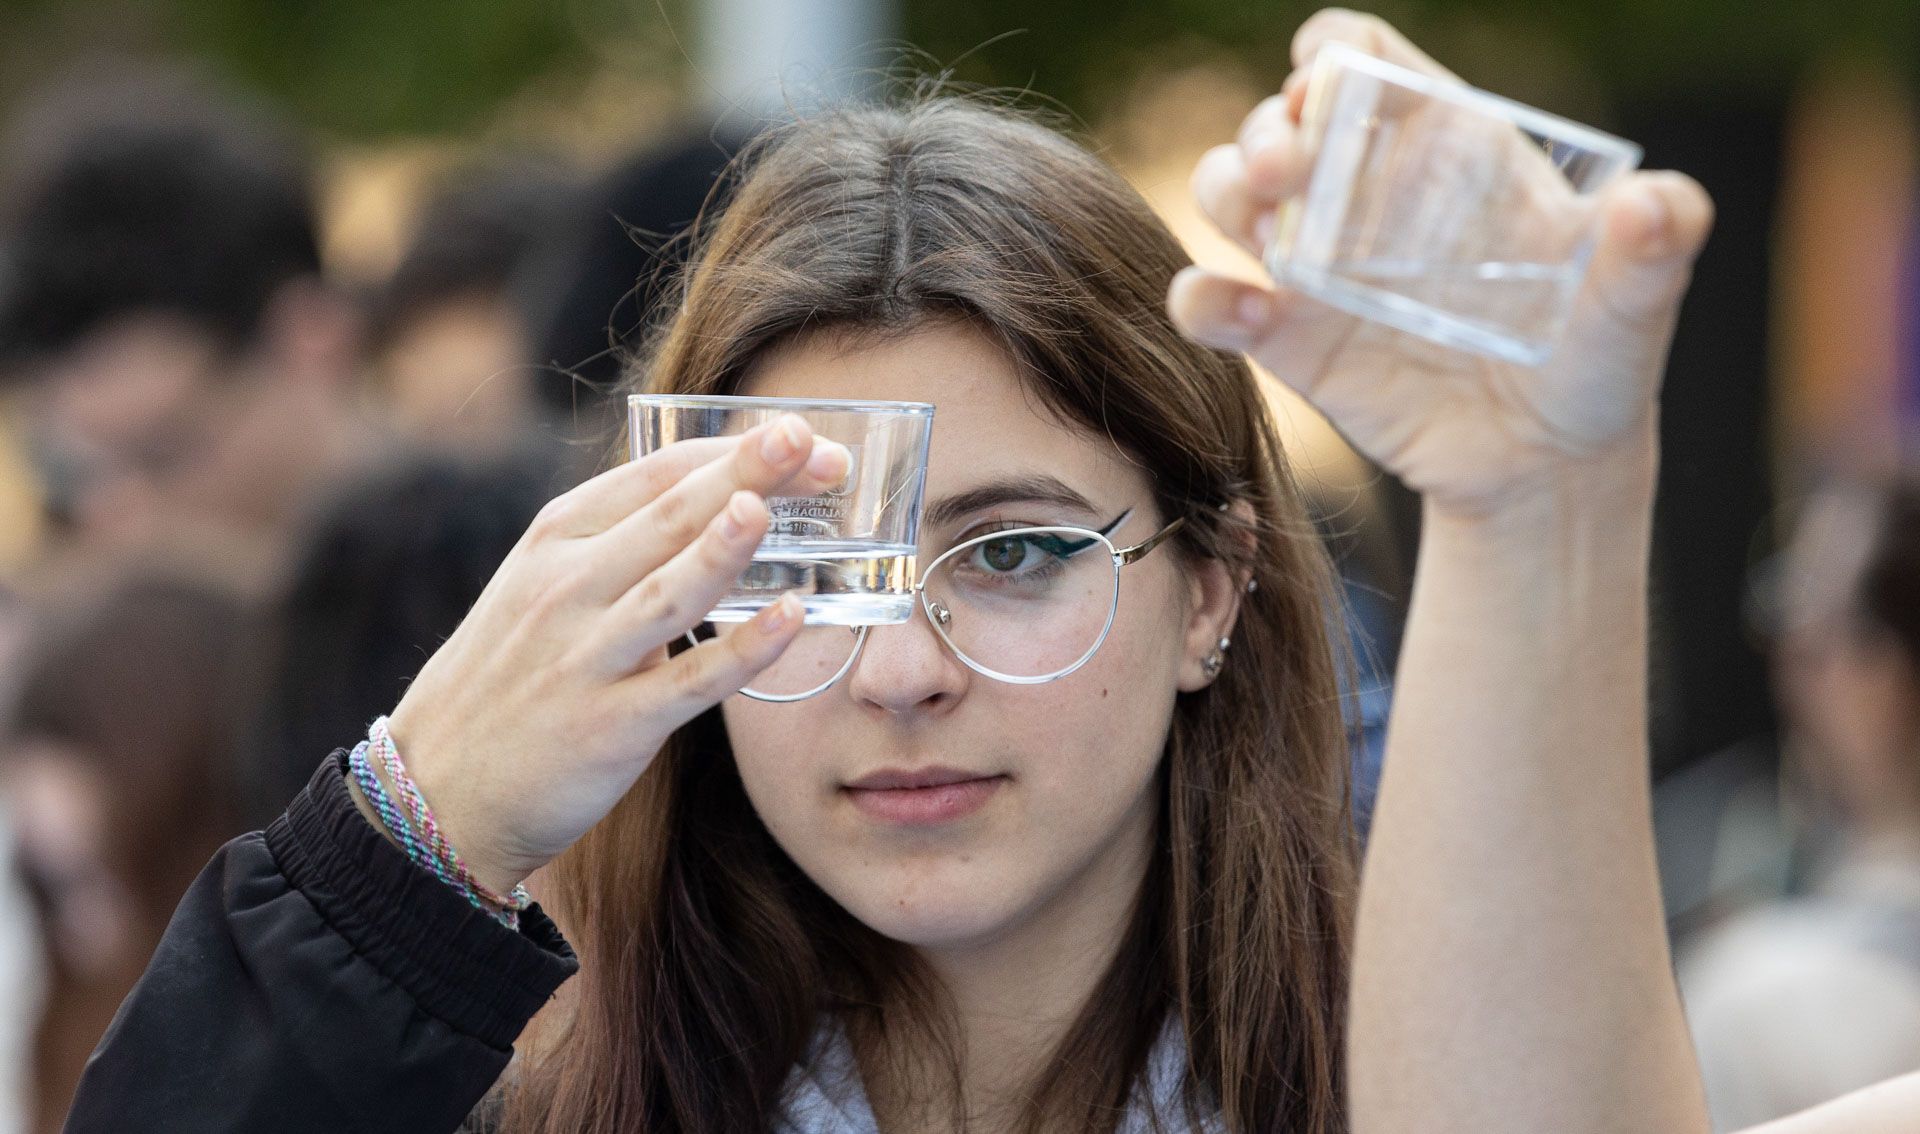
top-left (366, 716), bottom-right (532, 920)
top-left (353, 730), bottom-right (522, 928)
top-left (349, 739), bottom-right (488, 915)
top-left (347, 741), bottom-right (430, 867)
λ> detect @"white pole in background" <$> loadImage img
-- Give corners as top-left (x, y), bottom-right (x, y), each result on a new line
top-left (696, 0), bottom-right (898, 122)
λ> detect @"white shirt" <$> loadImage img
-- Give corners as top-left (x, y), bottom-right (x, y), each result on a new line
top-left (775, 1017), bottom-right (1220, 1133)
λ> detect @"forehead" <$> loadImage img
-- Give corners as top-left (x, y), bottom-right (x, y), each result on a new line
top-left (739, 320), bottom-right (1148, 518)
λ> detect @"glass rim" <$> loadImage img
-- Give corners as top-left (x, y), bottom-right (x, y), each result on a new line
top-left (628, 392), bottom-right (935, 416)
top-left (1312, 41), bottom-right (1643, 169)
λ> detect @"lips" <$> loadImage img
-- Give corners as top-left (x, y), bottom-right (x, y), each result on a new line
top-left (842, 766), bottom-right (1006, 824)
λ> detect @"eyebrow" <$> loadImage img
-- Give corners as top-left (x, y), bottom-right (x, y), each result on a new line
top-left (923, 474), bottom-right (1100, 530)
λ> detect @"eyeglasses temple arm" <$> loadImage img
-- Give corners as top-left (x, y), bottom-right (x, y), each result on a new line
top-left (1114, 515), bottom-right (1186, 566)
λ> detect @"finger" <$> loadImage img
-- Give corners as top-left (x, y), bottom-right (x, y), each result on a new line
top-left (1167, 265), bottom-right (1356, 389)
top-left (1578, 171), bottom-right (1716, 331)
top-left (1191, 144), bottom-right (1288, 258)
top-left (1282, 68), bottom-right (1311, 122)
top-left (1232, 96), bottom-right (1314, 207)
top-left (1290, 8), bottom-right (1461, 82)
top-left (590, 489), bottom-right (774, 671)
top-left (627, 592), bottom-right (805, 735)
top-left (596, 415), bottom-right (846, 598)
top-left (530, 435), bottom-right (741, 540)
top-left (533, 422), bottom-right (850, 541)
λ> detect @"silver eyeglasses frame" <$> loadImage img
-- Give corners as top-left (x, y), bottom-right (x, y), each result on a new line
top-left (716, 511), bottom-right (1188, 702)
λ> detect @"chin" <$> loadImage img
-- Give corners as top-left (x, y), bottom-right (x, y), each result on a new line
top-left (821, 862), bottom-right (1037, 951)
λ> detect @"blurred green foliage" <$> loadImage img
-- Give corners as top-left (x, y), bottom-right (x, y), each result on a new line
top-left (900, 0), bottom-right (1918, 120)
top-left (0, 0), bottom-right (1911, 139)
top-left (173, 0), bottom-right (581, 136)
top-left (0, 0), bottom-right (690, 139)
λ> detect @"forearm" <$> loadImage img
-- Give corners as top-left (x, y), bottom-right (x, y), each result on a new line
top-left (1350, 432), bottom-right (1709, 1134)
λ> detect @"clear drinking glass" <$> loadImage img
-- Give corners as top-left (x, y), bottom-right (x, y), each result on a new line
top-left (628, 393), bottom-right (934, 626)
top-left (1265, 42), bottom-right (1643, 366)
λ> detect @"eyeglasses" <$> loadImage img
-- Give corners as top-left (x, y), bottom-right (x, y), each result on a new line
top-left (697, 509), bottom-right (1186, 702)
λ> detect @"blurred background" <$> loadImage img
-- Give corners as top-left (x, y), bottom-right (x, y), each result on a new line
top-left (0, 1), bottom-right (1913, 1131)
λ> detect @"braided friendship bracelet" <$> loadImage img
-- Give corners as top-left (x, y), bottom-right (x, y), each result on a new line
top-left (348, 742), bottom-right (427, 864)
top-left (362, 716), bottom-right (531, 925)
top-left (350, 739), bottom-right (514, 927)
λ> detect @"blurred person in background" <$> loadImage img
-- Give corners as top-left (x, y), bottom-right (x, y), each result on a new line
top-left (0, 572), bottom-right (254, 1131)
top-left (523, 128), bottom-right (743, 442)
top-left (370, 160), bottom-right (582, 453)
top-left (1679, 474), bottom-right (1920, 1130)
top-left (0, 67), bottom-right (389, 588)
top-left (235, 447), bottom-right (562, 830)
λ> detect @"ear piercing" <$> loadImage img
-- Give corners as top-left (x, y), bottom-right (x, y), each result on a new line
top-left (1202, 635), bottom-right (1231, 679)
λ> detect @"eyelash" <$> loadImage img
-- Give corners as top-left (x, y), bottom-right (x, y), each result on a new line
top-left (963, 519), bottom-right (1049, 540)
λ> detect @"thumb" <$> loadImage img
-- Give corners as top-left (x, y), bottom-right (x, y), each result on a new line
top-left (1580, 170), bottom-right (1716, 330)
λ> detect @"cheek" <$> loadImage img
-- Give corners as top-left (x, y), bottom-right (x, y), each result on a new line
top-left (721, 704), bottom-right (816, 812)
top-left (1013, 627), bottom-right (1179, 815)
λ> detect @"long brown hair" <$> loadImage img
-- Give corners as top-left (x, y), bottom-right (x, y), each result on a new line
top-left (506, 94), bottom-right (1355, 1134)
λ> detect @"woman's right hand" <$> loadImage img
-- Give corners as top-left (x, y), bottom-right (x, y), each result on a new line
top-left (382, 415), bottom-right (848, 896)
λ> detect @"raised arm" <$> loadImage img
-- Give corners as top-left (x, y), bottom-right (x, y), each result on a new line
top-left (1169, 9), bottom-right (1719, 1132)
top-left (67, 422), bottom-right (847, 1130)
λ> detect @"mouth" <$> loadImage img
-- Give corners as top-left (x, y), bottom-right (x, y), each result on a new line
top-left (841, 766), bottom-right (1007, 825)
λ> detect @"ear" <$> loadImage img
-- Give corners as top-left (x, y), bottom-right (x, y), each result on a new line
top-left (1177, 500), bottom-right (1257, 692)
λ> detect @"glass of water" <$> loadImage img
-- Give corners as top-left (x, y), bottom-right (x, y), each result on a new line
top-left (628, 393), bottom-right (934, 626)
top-left (1265, 42), bottom-right (1643, 366)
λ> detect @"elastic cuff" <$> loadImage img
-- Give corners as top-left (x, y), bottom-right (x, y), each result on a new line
top-left (265, 750), bottom-right (579, 1051)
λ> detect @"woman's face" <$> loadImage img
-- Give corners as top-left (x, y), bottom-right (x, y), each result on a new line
top-left (723, 320), bottom-right (1230, 954)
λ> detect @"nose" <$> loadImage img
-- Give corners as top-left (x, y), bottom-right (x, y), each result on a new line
top-left (845, 599), bottom-right (971, 715)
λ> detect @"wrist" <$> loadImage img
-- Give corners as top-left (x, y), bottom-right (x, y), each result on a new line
top-left (1421, 422), bottom-right (1658, 554)
top-left (378, 716), bottom-right (532, 900)
top-left (359, 718), bottom-right (533, 920)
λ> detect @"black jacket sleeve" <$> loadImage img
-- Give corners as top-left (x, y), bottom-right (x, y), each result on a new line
top-left (64, 751), bottom-right (579, 1133)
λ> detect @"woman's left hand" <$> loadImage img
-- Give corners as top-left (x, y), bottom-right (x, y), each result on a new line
top-left (1168, 8), bottom-right (1715, 518)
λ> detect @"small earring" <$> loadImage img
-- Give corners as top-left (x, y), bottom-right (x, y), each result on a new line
top-left (1217, 636), bottom-right (1231, 652)
top-left (1245, 578), bottom-right (1258, 594)
top-left (1202, 650), bottom-right (1224, 679)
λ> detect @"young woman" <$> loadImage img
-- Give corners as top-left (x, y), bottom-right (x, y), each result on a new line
top-left (66, 45), bottom-right (1358, 1134)
top-left (1197, 13), bottom-right (1920, 1134)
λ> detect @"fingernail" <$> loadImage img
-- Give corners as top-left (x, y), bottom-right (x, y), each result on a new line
top-left (761, 417), bottom-right (801, 463)
top-left (758, 593), bottom-right (797, 633)
top-left (725, 492), bottom-right (759, 538)
top-left (806, 440), bottom-right (850, 482)
top-left (1631, 188), bottom-right (1671, 253)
